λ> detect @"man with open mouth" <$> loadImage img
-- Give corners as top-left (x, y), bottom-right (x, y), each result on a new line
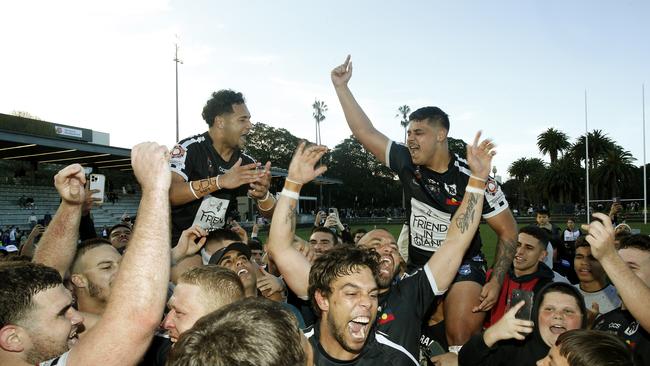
top-left (268, 131), bottom-right (497, 364)
top-left (169, 89), bottom-right (276, 246)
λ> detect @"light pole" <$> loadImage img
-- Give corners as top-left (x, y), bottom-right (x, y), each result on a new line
top-left (174, 41), bottom-right (183, 143)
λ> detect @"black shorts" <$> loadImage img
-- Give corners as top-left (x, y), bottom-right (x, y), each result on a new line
top-left (452, 256), bottom-right (487, 285)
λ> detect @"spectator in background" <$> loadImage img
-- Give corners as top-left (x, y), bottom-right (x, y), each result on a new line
top-left (17, 194), bottom-right (27, 208)
top-left (353, 228), bottom-right (368, 244)
top-left (532, 208), bottom-right (561, 270)
top-left (309, 227), bottom-right (337, 259)
top-left (573, 237), bottom-right (621, 317)
top-left (28, 211), bottom-right (38, 229)
top-left (248, 238), bottom-right (265, 267)
top-left (25, 196), bottom-right (35, 209)
top-left (561, 218), bottom-right (581, 284)
top-left (108, 222), bottom-right (132, 254)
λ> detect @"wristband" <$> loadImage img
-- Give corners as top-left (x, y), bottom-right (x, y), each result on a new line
top-left (216, 175), bottom-right (222, 190)
top-left (189, 182), bottom-right (200, 199)
top-left (470, 175), bottom-right (486, 182)
top-left (258, 194), bottom-right (275, 211)
top-left (465, 186), bottom-right (485, 195)
top-left (448, 345), bottom-right (463, 354)
top-left (280, 189), bottom-right (300, 200)
top-left (286, 178), bottom-right (303, 185)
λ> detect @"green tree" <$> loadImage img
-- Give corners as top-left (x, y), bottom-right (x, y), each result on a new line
top-left (245, 122), bottom-right (300, 169)
top-left (570, 129), bottom-right (616, 170)
top-left (395, 105), bottom-right (411, 143)
top-left (537, 127), bottom-right (570, 164)
top-left (541, 156), bottom-right (583, 204)
top-left (508, 157), bottom-right (547, 208)
top-left (327, 135), bottom-right (401, 208)
top-left (592, 146), bottom-right (637, 198)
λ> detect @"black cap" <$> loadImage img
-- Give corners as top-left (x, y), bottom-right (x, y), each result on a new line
top-left (209, 242), bottom-right (251, 265)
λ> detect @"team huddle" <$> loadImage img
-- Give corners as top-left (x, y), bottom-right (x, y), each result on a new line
top-left (0, 56), bottom-right (648, 366)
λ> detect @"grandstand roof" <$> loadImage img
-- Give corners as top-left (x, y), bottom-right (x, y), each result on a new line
top-left (0, 114), bottom-right (342, 183)
top-left (0, 113), bottom-right (133, 171)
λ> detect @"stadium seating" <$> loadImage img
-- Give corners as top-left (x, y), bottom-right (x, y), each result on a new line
top-left (0, 184), bottom-right (140, 232)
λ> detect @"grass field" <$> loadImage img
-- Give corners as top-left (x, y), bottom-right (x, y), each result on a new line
top-left (260, 221), bottom-right (650, 268)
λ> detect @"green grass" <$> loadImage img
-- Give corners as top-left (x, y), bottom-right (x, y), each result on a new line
top-left (260, 222), bottom-right (650, 268)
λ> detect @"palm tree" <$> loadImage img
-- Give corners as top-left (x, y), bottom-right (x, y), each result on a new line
top-left (541, 156), bottom-right (583, 204)
top-left (312, 100), bottom-right (327, 145)
top-left (537, 127), bottom-right (570, 164)
top-left (508, 158), bottom-right (547, 208)
top-left (570, 129), bottom-right (616, 170)
top-left (395, 105), bottom-right (411, 142)
top-left (592, 146), bottom-right (637, 198)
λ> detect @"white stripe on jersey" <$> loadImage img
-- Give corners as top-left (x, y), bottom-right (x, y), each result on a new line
top-left (375, 332), bottom-right (419, 365)
top-left (170, 135), bottom-right (206, 181)
top-left (424, 264), bottom-right (446, 296)
top-left (385, 140), bottom-right (394, 168)
top-left (241, 151), bottom-right (257, 163)
top-left (453, 156), bottom-right (473, 177)
top-left (303, 328), bottom-right (315, 339)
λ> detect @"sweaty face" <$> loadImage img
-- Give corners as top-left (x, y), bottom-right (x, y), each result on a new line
top-left (218, 250), bottom-right (256, 292)
top-left (22, 285), bottom-right (83, 364)
top-left (109, 227), bottom-right (132, 250)
top-left (537, 292), bottom-right (583, 347)
top-left (220, 103), bottom-right (252, 149)
top-left (573, 246), bottom-right (605, 285)
top-left (162, 283), bottom-right (209, 343)
top-left (357, 230), bottom-right (400, 289)
top-left (78, 245), bottom-right (121, 302)
top-left (536, 344), bottom-right (570, 366)
top-left (323, 266), bottom-right (379, 355)
top-left (406, 120), bottom-right (440, 166)
top-left (513, 233), bottom-right (546, 276)
top-left (310, 231), bottom-right (336, 259)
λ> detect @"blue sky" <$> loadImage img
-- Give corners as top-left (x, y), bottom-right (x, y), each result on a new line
top-left (1, 0), bottom-right (648, 183)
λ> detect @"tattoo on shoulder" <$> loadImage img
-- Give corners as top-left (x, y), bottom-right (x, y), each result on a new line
top-left (455, 193), bottom-right (480, 234)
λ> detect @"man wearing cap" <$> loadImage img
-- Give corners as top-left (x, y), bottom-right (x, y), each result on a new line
top-left (209, 242), bottom-right (258, 297)
top-left (169, 90), bottom-right (276, 245)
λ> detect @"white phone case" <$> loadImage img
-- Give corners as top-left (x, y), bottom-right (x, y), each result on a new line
top-left (89, 174), bottom-right (105, 204)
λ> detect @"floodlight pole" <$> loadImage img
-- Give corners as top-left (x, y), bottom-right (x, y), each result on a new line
top-left (643, 84), bottom-right (647, 224)
top-left (174, 42), bottom-right (183, 143)
top-left (585, 90), bottom-right (590, 223)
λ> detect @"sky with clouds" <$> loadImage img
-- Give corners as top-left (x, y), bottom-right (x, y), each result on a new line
top-left (1, 0), bottom-right (648, 180)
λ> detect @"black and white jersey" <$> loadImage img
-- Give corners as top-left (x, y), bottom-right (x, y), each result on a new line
top-left (304, 324), bottom-right (418, 366)
top-left (593, 308), bottom-right (650, 365)
top-left (377, 265), bottom-right (445, 360)
top-left (386, 141), bottom-right (509, 267)
top-left (169, 132), bottom-right (255, 244)
top-left (40, 352), bottom-right (69, 366)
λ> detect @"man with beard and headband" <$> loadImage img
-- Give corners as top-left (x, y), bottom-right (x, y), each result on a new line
top-left (0, 142), bottom-right (172, 366)
top-left (268, 132), bottom-right (496, 362)
top-left (69, 239), bottom-right (121, 315)
top-left (169, 89), bottom-right (276, 245)
top-left (330, 56), bottom-right (518, 353)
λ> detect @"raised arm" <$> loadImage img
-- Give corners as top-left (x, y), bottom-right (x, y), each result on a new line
top-left (331, 55), bottom-right (390, 164)
top-left (266, 141), bottom-right (328, 298)
top-left (69, 142), bottom-right (172, 365)
top-left (584, 213), bottom-right (650, 331)
top-left (169, 159), bottom-right (275, 215)
top-left (426, 132), bottom-right (494, 291)
top-left (32, 164), bottom-right (86, 277)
